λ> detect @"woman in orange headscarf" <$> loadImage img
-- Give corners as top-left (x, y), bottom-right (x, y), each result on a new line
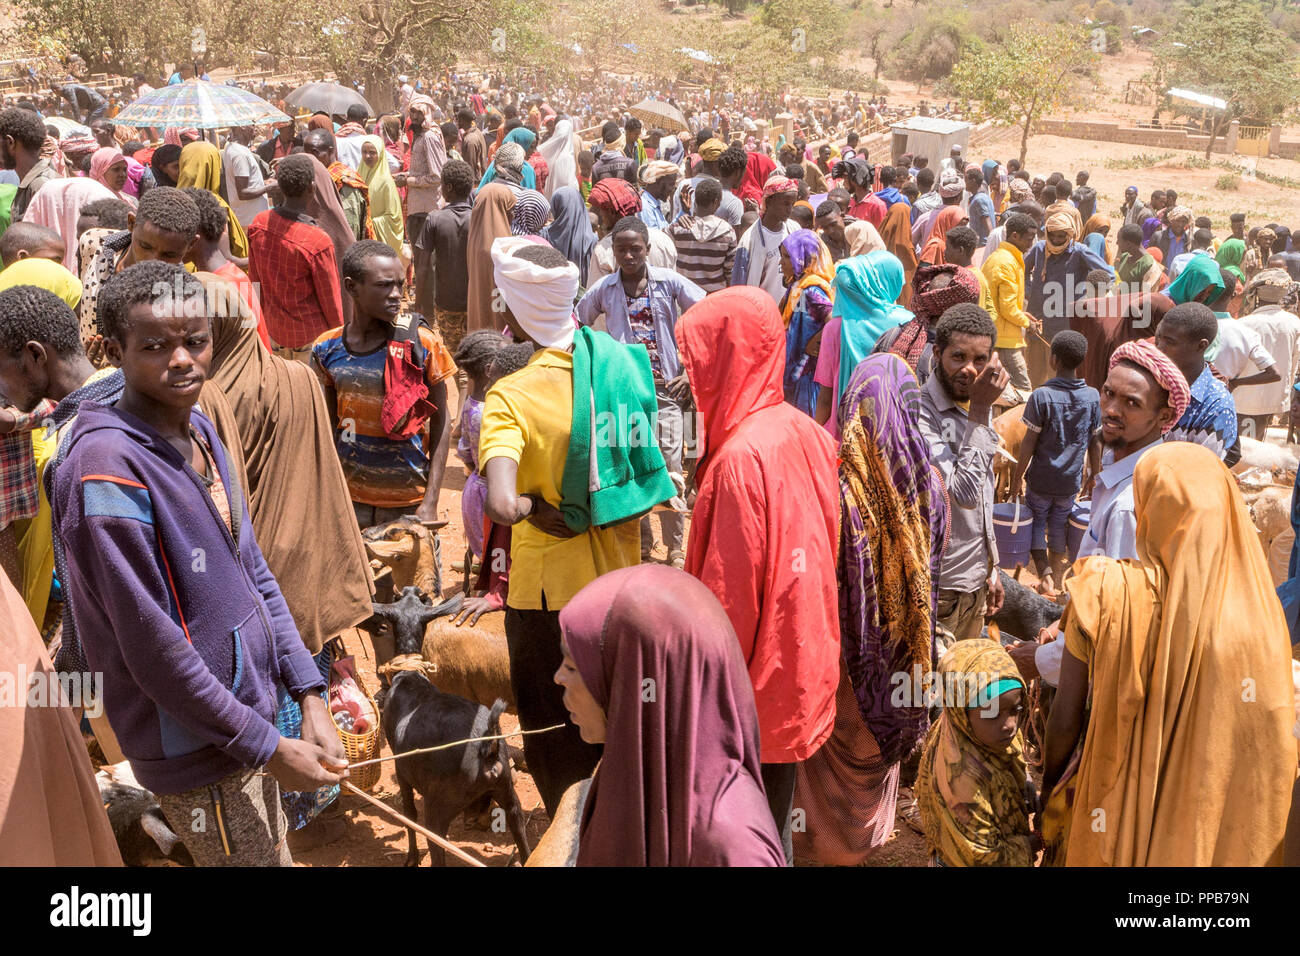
top-left (918, 206), bottom-right (969, 267)
top-left (879, 200), bottom-right (919, 308)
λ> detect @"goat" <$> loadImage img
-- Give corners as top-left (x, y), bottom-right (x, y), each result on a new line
top-left (377, 672), bottom-right (530, 866)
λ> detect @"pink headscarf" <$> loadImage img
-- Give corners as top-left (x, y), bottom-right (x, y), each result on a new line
top-left (88, 147), bottom-right (125, 190)
top-left (163, 127), bottom-right (199, 147)
top-left (1110, 339), bottom-right (1191, 430)
top-left (20, 177), bottom-right (118, 271)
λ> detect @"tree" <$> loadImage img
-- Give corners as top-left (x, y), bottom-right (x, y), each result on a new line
top-left (1153, 0), bottom-right (1300, 158)
top-left (757, 0), bottom-right (846, 71)
top-left (947, 22), bottom-right (1099, 165)
top-left (891, 6), bottom-right (977, 91)
top-left (852, 3), bottom-right (905, 86)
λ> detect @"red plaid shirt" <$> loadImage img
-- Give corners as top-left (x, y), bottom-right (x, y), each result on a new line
top-left (0, 400), bottom-right (57, 528)
top-left (247, 208), bottom-right (345, 348)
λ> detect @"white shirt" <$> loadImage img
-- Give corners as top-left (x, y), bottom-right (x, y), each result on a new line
top-left (221, 142), bottom-right (268, 228)
top-left (1235, 305), bottom-right (1300, 415)
top-left (1078, 439), bottom-right (1162, 564)
top-left (736, 219), bottom-right (797, 303)
top-left (1209, 319), bottom-right (1274, 383)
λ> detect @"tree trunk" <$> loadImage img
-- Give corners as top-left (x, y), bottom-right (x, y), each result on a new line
top-left (366, 65), bottom-right (396, 115)
top-left (1019, 114), bottom-right (1032, 166)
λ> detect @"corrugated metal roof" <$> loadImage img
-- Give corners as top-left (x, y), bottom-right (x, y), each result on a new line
top-left (889, 116), bottom-right (970, 134)
top-left (1167, 88), bottom-right (1227, 111)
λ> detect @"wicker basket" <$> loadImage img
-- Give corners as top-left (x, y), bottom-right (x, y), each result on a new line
top-left (334, 692), bottom-right (383, 790)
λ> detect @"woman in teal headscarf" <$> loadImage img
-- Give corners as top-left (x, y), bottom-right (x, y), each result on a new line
top-left (1165, 253), bottom-right (1225, 306)
top-left (479, 127), bottom-right (538, 190)
top-left (813, 250), bottom-right (913, 436)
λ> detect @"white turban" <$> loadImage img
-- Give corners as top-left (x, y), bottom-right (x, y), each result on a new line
top-left (491, 236), bottom-right (579, 350)
top-left (638, 159), bottom-right (679, 185)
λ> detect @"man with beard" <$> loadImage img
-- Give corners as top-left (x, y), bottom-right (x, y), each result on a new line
top-left (917, 304), bottom-right (1008, 644)
top-left (1011, 338), bottom-right (1188, 687)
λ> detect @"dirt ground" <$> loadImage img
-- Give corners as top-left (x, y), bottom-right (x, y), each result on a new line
top-left (293, 386), bottom-right (933, 867)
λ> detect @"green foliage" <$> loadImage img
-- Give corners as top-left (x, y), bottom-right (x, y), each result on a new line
top-left (1215, 173), bottom-right (1241, 191)
top-left (891, 7), bottom-right (977, 87)
top-left (1103, 151), bottom-right (1174, 169)
top-left (758, 0), bottom-right (846, 66)
top-left (1154, 0), bottom-right (1299, 125)
top-left (947, 22), bottom-right (1099, 163)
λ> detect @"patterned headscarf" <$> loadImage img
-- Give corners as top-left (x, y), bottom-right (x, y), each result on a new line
top-left (836, 354), bottom-right (948, 766)
top-left (915, 639), bottom-right (1032, 867)
top-left (778, 229), bottom-right (835, 327)
top-left (510, 188), bottom-right (550, 236)
top-left (762, 174), bottom-right (796, 198)
top-left (495, 141), bottom-right (526, 178)
top-left (588, 177), bottom-right (641, 218)
top-left (1008, 178), bottom-right (1031, 202)
top-left (1241, 268), bottom-right (1297, 315)
top-left (1110, 339), bottom-right (1191, 430)
top-left (909, 264), bottom-right (981, 325)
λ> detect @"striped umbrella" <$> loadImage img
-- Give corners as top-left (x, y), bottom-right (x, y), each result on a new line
top-left (111, 80), bottom-right (290, 129)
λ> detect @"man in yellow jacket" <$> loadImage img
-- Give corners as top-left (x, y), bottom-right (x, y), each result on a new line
top-left (981, 211), bottom-right (1041, 392)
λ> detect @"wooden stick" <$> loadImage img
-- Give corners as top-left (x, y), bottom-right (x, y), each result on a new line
top-left (342, 782), bottom-right (487, 868)
top-left (346, 723), bottom-right (565, 771)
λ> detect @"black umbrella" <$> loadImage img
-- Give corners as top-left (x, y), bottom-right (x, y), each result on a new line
top-left (284, 82), bottom-right (373, 119)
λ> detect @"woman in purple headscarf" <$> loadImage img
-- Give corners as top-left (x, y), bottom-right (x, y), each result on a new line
top-left (793, 354), bottom-right (949, 865)
top-left (779, 229), bottom-right (835, 417)
top-left (555, 565), bottom-right (785, 867)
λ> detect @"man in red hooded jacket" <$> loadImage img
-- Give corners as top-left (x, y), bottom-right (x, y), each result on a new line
top-left (675, 285), bottom-right (841, 865)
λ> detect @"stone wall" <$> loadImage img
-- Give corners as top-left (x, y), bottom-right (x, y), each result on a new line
top-left (1033, 118), bottom-right (1238, 154)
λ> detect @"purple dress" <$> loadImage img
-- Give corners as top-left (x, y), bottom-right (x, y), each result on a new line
top-left (458, 397), bottom-right (487, 558)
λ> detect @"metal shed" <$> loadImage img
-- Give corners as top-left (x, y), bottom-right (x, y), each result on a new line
top-left (889, 116), bottom-right (971, 169)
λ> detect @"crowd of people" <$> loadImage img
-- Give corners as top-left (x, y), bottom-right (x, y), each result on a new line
top-left (1, 65), bottom-right (1299, 869)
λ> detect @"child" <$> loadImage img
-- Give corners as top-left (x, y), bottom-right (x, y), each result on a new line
top-left (312, 240), bottom-right (457, 529)
top-left (452, 342), bottom-right (534, 628)
top-left (915, 638), bottom-right (1037, 867)
top-left (51, 261), bottom-right (346, 866)
top-left (667, 178), bottom-right (737, 294)
top-left (452, 329), bottom-right (506, 561)
top-left (1010, 330), bottom-right (1101, 595)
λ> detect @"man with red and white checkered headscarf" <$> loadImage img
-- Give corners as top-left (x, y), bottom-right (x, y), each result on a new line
top-left (1075, 336), bottom-right (1189, 563)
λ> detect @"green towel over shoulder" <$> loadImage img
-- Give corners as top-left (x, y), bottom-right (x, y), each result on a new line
top-left (560, 326), bottom-right (677, 532)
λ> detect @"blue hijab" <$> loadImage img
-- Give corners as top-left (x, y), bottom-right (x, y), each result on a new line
top-left (832, 250), bottom-right (912, 407)
top-left (541, 187), bottom-right (597, 286)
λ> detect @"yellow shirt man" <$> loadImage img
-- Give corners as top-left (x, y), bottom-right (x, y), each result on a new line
top-left (478, 348), bottom-right (639, 611)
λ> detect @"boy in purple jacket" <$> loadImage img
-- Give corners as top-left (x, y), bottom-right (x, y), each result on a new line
top-left (51, 261), bottom-right (347, 865)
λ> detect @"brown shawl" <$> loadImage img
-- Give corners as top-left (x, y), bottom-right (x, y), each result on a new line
top-left (0, 571), bottom-right (121, 865)
top-left (879, 201), bottom-right (918, 308)
top-left (1070, 292), bottom-right (1175, 391)
top-left (467, 183), bottom-right (517, 333)
top-left (196, 272), bottom-right (374, 653)
top-left (306, 155), bottom-right (358, 324)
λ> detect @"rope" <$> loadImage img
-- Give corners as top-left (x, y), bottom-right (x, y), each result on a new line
top-left (346, 723), bottom-right (565, 770)
top-left (341, 782), bottom-right (487, 867)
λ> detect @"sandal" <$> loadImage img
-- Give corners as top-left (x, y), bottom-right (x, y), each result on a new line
top-left (896, 787), bottom-right (924, 835)
top-left (668, 550), bottom-right (687, 569)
